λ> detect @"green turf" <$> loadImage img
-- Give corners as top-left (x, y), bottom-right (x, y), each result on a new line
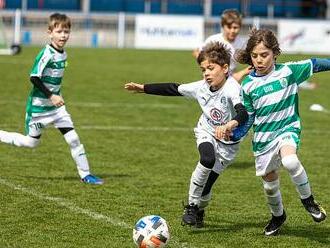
top-left (0, 47), bottom-right (329, 248)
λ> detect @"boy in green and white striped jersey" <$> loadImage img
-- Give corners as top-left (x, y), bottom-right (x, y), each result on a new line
top-left (217, 28), bottom-right (327, 236)
top-left (0, 13), bottom-right (103, 185)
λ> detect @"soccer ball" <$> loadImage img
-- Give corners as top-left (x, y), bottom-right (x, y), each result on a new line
top-left (133, 215), bottom-right (170, 248)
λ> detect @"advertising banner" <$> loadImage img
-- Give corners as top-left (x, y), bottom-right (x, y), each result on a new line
top-left (278, 20), bottom-right (330, 54)
top-left (135, 14), bottom-right (204, 50)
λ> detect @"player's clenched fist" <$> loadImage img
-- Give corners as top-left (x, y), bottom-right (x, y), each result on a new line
top-left (50, 94), bottom-right (65, 107)
top-left (215, 125), bottom-right (231, 141)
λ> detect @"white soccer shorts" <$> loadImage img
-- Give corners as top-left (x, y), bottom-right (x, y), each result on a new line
top-left (194, 127), bottom-right (240, 173)
top-left (255, 132), bottom-right (299, 176)
top-left (25, 106), bottom-right (74, 137)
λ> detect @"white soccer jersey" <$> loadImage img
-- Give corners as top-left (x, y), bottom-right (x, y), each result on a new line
top-left (27, 44), bottom-right (67, 117)
top-left (241, 60), bottom-right (313, 155)
top-left (200, 33), bottom-right (246, 73)
top-left (178, 76), bottom-right (242, 144)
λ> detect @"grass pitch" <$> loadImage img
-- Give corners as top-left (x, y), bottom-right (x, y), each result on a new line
top-left (0, 47), bottom-right (329, 247)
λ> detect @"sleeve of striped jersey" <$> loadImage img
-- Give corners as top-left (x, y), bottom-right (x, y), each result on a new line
top-left (178, 80), bottom-right (203, 99)
top-left (242, 89), bottom-right (255, 115)
top-left (286, 60), bottom-right (313, 85)
top-left (30, 49), bottom-right (52, 77)
top-left (311, 58), bottom-right (330, 73)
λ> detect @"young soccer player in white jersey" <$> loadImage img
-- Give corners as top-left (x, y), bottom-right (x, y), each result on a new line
top-left (125, 42), bottom-right (248, 227)
top-left (193, 9), bottom-right (250, 81)
top-left (0, 13), bottom-right (103, 185)
top-left (218, 28), bottom-right (327, 236)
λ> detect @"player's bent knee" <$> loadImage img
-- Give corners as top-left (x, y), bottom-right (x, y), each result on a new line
top-left (262, 179), bottom-right (279, 196)
top-left (199, 155), bottom-right (215, 169)
top-left (198, 142), bottom-right (215, 169)
top-left (282, 154), bottom-right (302, 175)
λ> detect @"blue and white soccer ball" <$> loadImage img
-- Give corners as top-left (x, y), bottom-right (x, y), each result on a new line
top-left (133, 215), bottom-right (170, 248)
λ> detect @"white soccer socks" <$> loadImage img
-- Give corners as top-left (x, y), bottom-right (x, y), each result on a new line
top-left (282, 154), bottom-right (311, 199)
top-left (63, 130), bottom-right (90, 178)
top-left (262, 179), bottom-right (284, 217)
top-left (0, 130), bottom-right (39, 148)
top-left (188, 162), bottom-right (212, 206)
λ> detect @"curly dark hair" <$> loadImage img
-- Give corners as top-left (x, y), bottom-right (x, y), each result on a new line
top-left (235, 28), bottom-right (281, 66)
top-left (197, 42), bottom-right (231, 67)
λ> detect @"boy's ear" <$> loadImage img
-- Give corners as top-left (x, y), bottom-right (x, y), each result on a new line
top-left (223, 64), bottom-right (229, 74)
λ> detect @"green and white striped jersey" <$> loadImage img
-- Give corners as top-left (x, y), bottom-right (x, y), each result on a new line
top-left (241, 60), bottom-right (313, 155)
top-left (26, 44), bottom-right (67, 117)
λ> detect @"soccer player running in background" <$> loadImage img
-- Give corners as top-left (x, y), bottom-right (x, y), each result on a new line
top-left (192, 9), bottom-right (251, 82)
top-left (217, 28), bottom-right (327, 236)
top-left (0, 13), bottom-right (103, 185)
top-left (125, 42), bottom-right (248, 227)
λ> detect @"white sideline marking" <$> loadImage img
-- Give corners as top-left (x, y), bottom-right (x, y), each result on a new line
top-left (0, 100), bottom-right (188, 109)
top-left (0, 123), bottom-right (329, 134)
top-left (0, 177), bottom-right (130, 228)
top-left (0, 177), bottom-right (195, 248)
top-left (0, 60), bottom-right (31, 65)
top-left (81, 125), bottom-right (192, 132)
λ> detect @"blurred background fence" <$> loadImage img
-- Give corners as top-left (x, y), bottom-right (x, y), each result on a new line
top-left (0, 0), bottom-right (329, 52)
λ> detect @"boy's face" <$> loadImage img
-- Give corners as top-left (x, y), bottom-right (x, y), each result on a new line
top-left (200, 60), bottom-right (229, 90)
top-left (251, 42), bottom-right (275, 76)
top-left (222, 23), bottom-right (241, 42)
top-left (48, 24), bottom-right (70, 50)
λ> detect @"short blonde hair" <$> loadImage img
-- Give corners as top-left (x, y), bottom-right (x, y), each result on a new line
top-left (48, 13), bottom-right (71, 31)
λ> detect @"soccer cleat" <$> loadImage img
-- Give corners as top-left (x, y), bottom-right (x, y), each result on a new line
top-left (264, 211), bottom-right (286, 236)
top-left (301, 195), bottom-right (327, 222)
top-left (81, 174), bottom-right (103, 185)
top-left (195, 209), bottom-right (205, 228)
top-left (182, 203), bottom-right (199, 226)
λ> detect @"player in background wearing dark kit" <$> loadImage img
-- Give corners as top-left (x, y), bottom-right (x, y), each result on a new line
top-left (125, 42), bottom-right (248, 227)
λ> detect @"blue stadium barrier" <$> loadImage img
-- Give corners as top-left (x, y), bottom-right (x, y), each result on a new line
top-left (212, 2), bottom-right (240, 16)
top-left (90, 0), bottom-right (123, 12)
top-left (167, 0), bottom-right (203, 15)
top-left (2, 0), bottom-right (320, 18)
top-left (22, 31), bottom-right (31, 45)
top-left (27, 0), bottom-right (80, 11)
top-left (91, 32), bottom-right (98, 47)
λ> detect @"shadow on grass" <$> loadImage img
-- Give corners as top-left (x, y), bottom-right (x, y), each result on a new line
top-left (281, 224), bottom-right (330, 245)
top-left (188, 218), bottom-right (261, 234)
top-left (186, 218), bottom-right (329, 245)
top-left (230, 161), bottom-right (254, 170)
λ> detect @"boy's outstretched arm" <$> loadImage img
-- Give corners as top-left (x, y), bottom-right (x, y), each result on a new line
top-left (125, 82), bottom-right (182, 96)
top-left (124, 82), bottom-right (145, 93)
top-left (311, 58), bottom-right (330, 73)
